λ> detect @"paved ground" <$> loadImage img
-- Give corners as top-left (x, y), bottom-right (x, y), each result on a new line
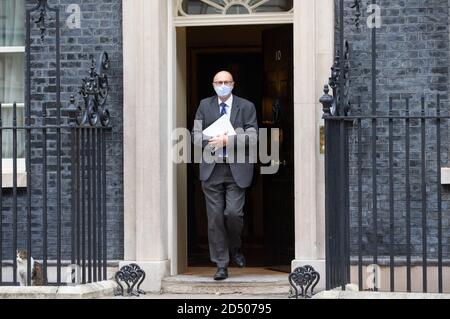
top-left (314, 290), bottom-right (450, 299)
top-left (104, 293), bottom-right (289, 299)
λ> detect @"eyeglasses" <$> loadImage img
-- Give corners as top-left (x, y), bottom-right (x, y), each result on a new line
top-left (213, 81), bottom-right (234, 86)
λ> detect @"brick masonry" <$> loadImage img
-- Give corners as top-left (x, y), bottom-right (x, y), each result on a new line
top-left (6, 0), bottom-right (449, 268)
top-left (1, 0), bottom-right (124, 262)
top-left (336, 0), bottom-right (450, 260)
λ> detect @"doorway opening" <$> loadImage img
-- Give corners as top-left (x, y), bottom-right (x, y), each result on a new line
top-left (184, 24), bottom-right (294, 273)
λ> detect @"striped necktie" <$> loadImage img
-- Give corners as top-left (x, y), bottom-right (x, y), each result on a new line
top-left (220, 103), bottom-right (228, 157)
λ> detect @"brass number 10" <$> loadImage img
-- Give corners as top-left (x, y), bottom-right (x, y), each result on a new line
top-left (275, 50), bottom-right (282, 61)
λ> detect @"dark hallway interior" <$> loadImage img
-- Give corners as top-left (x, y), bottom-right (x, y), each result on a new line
top-left (186, 25), bottom-right (294, 272)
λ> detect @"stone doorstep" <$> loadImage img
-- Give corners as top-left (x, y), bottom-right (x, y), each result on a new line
top-left (162, 275), bottom-right (292, 296)
top-left (0, 281), bottom-right (117, 299)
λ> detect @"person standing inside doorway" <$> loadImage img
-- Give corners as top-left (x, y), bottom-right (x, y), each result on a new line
top-left (192, 71), bottom-right (258, 280)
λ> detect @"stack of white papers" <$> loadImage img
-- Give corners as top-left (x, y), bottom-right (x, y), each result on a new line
top-left (202, 115), bottom-right (236, 139)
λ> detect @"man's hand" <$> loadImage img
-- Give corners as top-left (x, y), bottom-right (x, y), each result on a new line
top-left (208, 133), bottom-right (228, 151)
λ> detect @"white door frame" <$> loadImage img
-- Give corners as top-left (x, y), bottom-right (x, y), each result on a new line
top-left (168, 2), bottom-right (294, 276)
top-left (167, 0), bottom-right (333, 279)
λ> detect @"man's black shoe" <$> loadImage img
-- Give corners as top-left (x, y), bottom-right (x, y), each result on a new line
top-left (214, 267), bottom-right (228, 281)
top-left (232, 251), bottom-right (246, 268)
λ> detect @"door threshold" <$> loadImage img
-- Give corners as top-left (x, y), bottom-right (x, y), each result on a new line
top-left (163, 267), bottom-right (291, 295)
top-left (182, 267), bottom-right (288, 276)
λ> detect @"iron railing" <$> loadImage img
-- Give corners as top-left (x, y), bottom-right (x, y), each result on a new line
top-left (321, 0), bottom-right (450, 293)
top-left (0, 0), bottom-right (112, 286)
top-left (321, 92), bottom-right (450, 293)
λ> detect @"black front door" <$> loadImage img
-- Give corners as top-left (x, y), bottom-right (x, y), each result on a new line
top-left (262, 25), bottom-right (295, 272)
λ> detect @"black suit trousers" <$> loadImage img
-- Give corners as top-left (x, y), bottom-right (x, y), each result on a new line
top-left (201, 163), bottom-right (246, 268)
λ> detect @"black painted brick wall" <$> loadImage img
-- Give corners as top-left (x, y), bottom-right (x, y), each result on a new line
top-left (1, 0), bottom-right (123, 262)
top-left (335, 0), bottom-right (450, 260)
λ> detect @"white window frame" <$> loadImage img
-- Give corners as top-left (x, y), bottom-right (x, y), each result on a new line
top-left (0, 46), bottom-right (25, 53)
top-left (0, 45), bottom-right (27, 188)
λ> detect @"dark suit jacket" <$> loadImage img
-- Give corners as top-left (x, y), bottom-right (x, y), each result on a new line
top-left (192, 95), bottom-right (258, 189)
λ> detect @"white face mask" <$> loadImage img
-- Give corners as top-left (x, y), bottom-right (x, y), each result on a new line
top-left (214, 84), bottom-right (233, 97)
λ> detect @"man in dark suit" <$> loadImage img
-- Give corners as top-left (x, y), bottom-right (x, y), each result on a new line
top-left (193, 71), bottom-right (258, 280)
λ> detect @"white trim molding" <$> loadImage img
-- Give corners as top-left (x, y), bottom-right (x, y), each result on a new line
top-left (174, 12), bottom-right (293, 26)
top-left (2, 159), bottom-right (27, 188)
top-left (1, 103), bottom-right (25, 108)
top-left (174, 0), bottom-right (293, 26)
top-left (440, 167), bottom-right (450, 184)
top-left (0, 103), bottom-right (27, 188)
top-left (0, 46), bottom-right (25, 53)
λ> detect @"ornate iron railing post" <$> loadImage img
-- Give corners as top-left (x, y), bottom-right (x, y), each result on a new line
top-left (114, 264), bottom-right (146, 297)
top-left (288, 266), bottom-right (321, 299)
top-left (320, 0), bottom-right (355, 291)
top-left (320, 84), bottom-right (334, 291)
top-left (351, 0), bottom-right (362, 29)
top-left (320, 85), bottom-right (333, 117)
top-left (70, 52), bottom-right (111, 127)
top-left (69, 52), bottom-right (112, 284)
top-left (24, 0), bottom-right (63, 286)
